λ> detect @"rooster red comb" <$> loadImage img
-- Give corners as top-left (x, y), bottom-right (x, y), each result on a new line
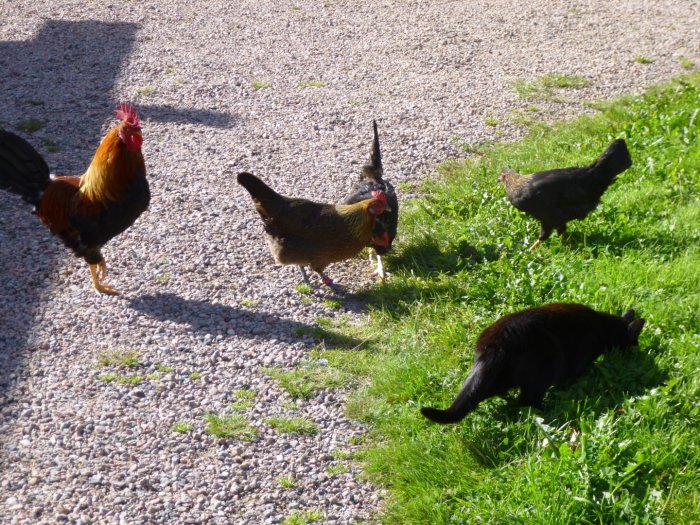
top-left (371, 190), bottom-right (387, 206)
top-left (114, 103), bottom-right (140, 128)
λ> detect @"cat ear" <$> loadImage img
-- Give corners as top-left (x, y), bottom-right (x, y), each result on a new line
top-left (627, 319), bottom-right (645, 345)
top-left (622, 309), bottom-right (636, 323)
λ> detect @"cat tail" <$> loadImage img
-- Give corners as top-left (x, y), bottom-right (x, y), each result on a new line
top-left (420, 353), bottom-right (500, 424)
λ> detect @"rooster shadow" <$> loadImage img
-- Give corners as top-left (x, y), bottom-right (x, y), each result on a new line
top-left (128, 292), bottom-right (364, 349)
top-left (458, 344), bottom-right (666, 469)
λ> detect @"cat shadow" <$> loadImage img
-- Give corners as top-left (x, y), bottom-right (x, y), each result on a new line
top-left (463, 345), bottom-right (666, 468)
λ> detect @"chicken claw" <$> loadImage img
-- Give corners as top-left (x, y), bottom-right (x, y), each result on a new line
top-left (89, 263), bottom-right (120, 295)
top-left (319, 273), bottom-right (345, 295)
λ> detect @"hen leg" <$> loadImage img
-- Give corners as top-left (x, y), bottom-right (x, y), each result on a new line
top-left (88, 262), bottom-right (119, 295)
top-left (298, 266), bottom-right (310, 284)
top-left (317, 271), bottom-right (344, 295)
top-left (530, 227), bottom-right (552, 251)
top-left (373, 254), bottom-right (387, 279)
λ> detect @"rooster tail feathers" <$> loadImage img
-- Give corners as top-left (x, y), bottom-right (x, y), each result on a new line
top-left (593, 138), bottom-right (632, 184)
top-left (0, 130), bottom-right (50, 205)
top-left (420, 353), bottom-right (500, 424)
top-left (360, 119), bottom-right (384, 183)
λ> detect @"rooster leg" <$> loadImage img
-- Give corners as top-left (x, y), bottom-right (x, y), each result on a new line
top-left (298, 266), bottom-right (310, 284)
top-left (88, 263), bottom-right (119, 295)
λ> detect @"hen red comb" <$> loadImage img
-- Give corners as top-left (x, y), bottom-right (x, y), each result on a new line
top-left (114, 103), bottom-right (140, 127)
top-left (371, 190), bottom-right (387, 206)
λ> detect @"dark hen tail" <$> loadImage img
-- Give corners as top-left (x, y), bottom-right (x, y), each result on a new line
top-left (420, 355), bottom-right (499, 424)
top-left (237, 172), bottom-right (286, 216)
top-left (0, 130), bottom-right (50, 205)
top-left (591, 138), bottom-right (632, 186)
top-left (361, 119), bottom-right (384, 183)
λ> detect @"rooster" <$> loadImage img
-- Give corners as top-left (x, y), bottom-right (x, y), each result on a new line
top-left (237, 171), bottom-right (390, 292)
top-left (342, 120), bottom-right (398, 279)
top-left (499, 139), bottom-right (632, 250)
top-left (0, 103), bottom-right (150, 294)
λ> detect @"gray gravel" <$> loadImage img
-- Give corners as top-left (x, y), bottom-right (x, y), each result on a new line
top-left (1, 1), bottom-right (698, 523)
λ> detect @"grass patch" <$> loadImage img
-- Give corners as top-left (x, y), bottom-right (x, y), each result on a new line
top-left (680, 56), bottom-right (695, 70)
top-left (326, 463), bottom-right (348, 476)
top-left (16, 119), bottom-right (44, 133)
top-left (484, 115), bottom-right (499, 127)
top-left (295, 283), bottom-right (313, 295)
top-left (155, 363), bottom-right (174, 373)
top-left (281, 510), bottom-right (324, 525)
top-left (336, 73), bottom-right (700, 524)
top-left (635, 55), bottom-right (653, 64)
top-left (298, 80), bottom-right (326, 88)
top-left (97, 350), bottom-right (140, 368)
top-left (267, 416), bottom-right (319, 436)
top-left (512, 74), bottom-right (590, 102)
top-left (323, 298), bottom-right (343, 310)
top-left (154, 273), bottom-right (171, 283)
top-left (262, 361), bottom-right (349, 399)
top-left (278, 475), bottom-right (298, 489)
top-left (172, 421), bottom-right (193, 434)
top-left (40, 138), bottom-right (61, 153)
top-left (252, 80), bottom-right (271, 90)
top-left (189, 371), bottom-right (201, 380)
top-left (230, 389), bottom-right (256, 411)
top-left (241, 297), bottom-right (260, 308)
top-left (137, 85), bottom-right (155, 95)
top-left (97, 373), bottom-right (143, 385)
top-left (204, 413), bottom-right (257, 440)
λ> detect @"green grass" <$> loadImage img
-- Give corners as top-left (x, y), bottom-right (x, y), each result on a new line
top-left (679, 56), bottom-right (695, 70)
top-left (189, 371), bottom-right (201, 380)
top-left (40, 138), bottom-right (61, 153)
top-left (16, 118), bottom-right (44, 133)
top-left (334, 73), bottom-right (700, 524)
top-left (155, 363), bottom-right (174, 373)
top-left (97, 350), bottom-right (140, 368)
top-left (267, 416), bottom-right (319, 436)
top-left (295, 283), bottom-right (314, 295)
top-left (230, 389), bottom-right (256, 411)
top-left (97, 373), bottom-right (143, 385)
top-left (262, 361), bottom-right (350, 399)
top-left (172, 421), bottom-right (193, 434)
top-left (635, 55), bottom-right (654, 64)
top-left (252, 80), bottom-right (271, 90)
top-left (137, 85), bottom-right (156, 95)
top-left (281, 510), bottom-right (324, 525)
top-left (278, 475), bottom-right (298, 489)
top-left (512, 74), bottom-right (591, 102)
top-left (298, 80), bottom-right (326, 88)
top-left (204, 413), bottom-right (257, 440)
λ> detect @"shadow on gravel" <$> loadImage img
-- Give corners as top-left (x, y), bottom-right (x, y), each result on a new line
top-left (0, 20), bottom-right (140, 398)
top-left (141, 104), bottom-right (237, 129)
top-left (128, 292), bottom-right (313, 341)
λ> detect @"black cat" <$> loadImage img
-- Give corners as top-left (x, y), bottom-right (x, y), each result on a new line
top-left (421, 303), bottom-right (645, 424)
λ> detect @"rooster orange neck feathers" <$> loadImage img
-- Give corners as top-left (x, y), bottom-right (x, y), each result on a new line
top-left (79, 103), bottom-right (145, 203)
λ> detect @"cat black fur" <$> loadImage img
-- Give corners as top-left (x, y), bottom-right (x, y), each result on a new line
top-left (421, 303), bottom-right (645, 424)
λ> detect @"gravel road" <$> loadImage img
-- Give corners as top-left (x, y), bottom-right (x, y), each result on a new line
top-left (1, 1), bottom-right (698, 523)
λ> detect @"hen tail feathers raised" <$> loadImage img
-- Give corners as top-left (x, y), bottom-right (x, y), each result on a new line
top-left (0, 130), bottom-right (50, 205)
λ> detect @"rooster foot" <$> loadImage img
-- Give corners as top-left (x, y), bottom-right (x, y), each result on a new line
top-left (89, 263), bottom-right (120, 295)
